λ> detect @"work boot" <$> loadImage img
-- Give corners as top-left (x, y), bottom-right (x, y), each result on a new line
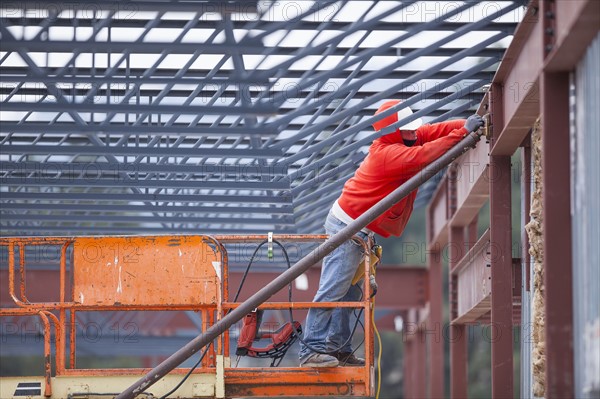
top-left (300, 353), bottom-right (339, 368)
top-left (331, 352), bottom-right (365, 366)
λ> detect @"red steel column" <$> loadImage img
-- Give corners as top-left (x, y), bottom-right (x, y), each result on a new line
top-left (415, 330), bottom-right (427, 398)
top-left (540, 70), bottom-right (574, 397)
top-left (489, 154), bottom-right (514, 398)
top-left (404, 337), bottom-right (414, 398)
top-left (428, 249), bottom-right (444, 398)
top-left (449, 226), bottom-right (468, 398)
top-left (489, 81), bottom-right (514, 398)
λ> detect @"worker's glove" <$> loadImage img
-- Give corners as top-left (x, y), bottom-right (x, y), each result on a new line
top-left (464, 114), bottom-right (484, 133)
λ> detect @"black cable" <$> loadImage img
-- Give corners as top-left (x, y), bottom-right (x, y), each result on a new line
top-left (235, 239), bottom-right (364, 357)
top-left (234, 240), bottom-right (300, 365)
top-left (233, 239), bottom-right (269, 302)
top-left (339, 285), bottom-right (366, 366)
top-left (159, 344), bottom-right (211, 399)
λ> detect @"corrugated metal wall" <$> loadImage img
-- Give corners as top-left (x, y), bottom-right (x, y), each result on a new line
top-left (572, 32), bottom-right (600, 399)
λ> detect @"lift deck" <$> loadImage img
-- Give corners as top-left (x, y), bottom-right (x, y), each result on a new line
top-left (0, 234), bottom-right (375, 398)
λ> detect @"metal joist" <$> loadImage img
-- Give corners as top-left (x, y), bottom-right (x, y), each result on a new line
top-left (0, 1), bottom-right (520, 236)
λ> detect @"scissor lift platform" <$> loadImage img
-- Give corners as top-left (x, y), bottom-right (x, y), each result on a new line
top-left (0, 235), bottom-right (374, 398)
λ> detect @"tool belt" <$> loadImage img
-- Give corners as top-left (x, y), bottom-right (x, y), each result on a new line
top-left (351, 235), bottom-right (382, 292)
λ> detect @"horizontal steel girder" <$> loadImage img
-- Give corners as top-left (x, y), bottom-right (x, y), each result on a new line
top-left (0, 66), bottom-right (494, 82)
top-left (0, 101), bottom-right (278, 116)
top-left (0, 213), bottom-right (294, 225)
top-left (1, 39), bottom-right (269, 54)
top-left (0, 123), bottom-right (278, 136)
top-left (0, 161), bottom-right (288, 176)
top-left (0, 225), bottom-right (295, 235)
top-left (0, 202), bottom-right (293, 214)
top-left (1, 144), bottom-right (283, 158)
top-left (0, 177), bottom-right (290, 190)
top-left (3, 17), bottom-right (516, 32)
top-left (0, 1), bottom-right (259, 13)
top-left (0, 191), bottom-right (293, 204)
top-left (0, 87), bottom-right (487, 102)
top-left (0, 38), bottom-right (508, 58)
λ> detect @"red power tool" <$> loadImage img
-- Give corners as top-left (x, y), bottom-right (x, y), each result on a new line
top-left (236, 309), bottom-right (302, 367)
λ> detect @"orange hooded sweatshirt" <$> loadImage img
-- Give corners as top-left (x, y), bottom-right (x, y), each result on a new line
top-left (337, 119), bottom-right (468, 238)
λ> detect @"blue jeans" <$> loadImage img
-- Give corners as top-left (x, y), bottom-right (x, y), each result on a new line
top-left (299, 212), bottom-right (368, 360)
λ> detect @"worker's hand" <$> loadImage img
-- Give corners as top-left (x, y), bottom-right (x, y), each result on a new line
top-left (464, 114), bottom-right (484, 133)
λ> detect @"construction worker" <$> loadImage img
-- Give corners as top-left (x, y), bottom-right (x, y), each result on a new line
top-left (299, 100), bottom-right (484, 367)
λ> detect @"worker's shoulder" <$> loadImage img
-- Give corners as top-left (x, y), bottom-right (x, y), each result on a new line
top-left (369, 141), bottom-right (404, 153)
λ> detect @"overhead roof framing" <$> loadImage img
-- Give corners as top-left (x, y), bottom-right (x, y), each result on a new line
top-left (0, 1), bottom-right (522, 235)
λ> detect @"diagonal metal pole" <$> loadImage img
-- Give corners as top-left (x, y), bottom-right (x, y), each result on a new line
top-left (115, 128), bottom-right (484, 399)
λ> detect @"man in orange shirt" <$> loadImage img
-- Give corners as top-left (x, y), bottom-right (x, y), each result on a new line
top-left (299, 100), bottom-right (484, 367)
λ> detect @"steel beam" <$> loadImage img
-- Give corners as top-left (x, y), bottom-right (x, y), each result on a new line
top-left (0, 1), bottom-right (258, 13)
top-left (272, 35), bottom-right (504, 151)
top-left (0, 87), bottom-right (487, 102)
top-left (0, 161), bottom-right (288, 176)
top-left (0, 123), bottom-right (278, 136)
top-left (3, 17), bottom-right (517, 32)
top-left (1, 145), bottom-right (282, 158)
top-left (277, 78), bottom-right (489, 181)
top-left (429, 98), bottom-right (481, 124)
top-left (291, 171), bottom-right (353, 208)
top-left (449, 224), bottom-right (468, 399)
top-left (1, 39), bottom-right (268, 54)
top-left (1, 177), bottom-right (289, 190)
top-left (0, 39), bottom-right (509, 59)
top-left (545, 0), bottom-right (600, 71)
top-left (486, 0), bottom-right (594, 156)
top-left (541, 69), bottom-right (574, 397)
top-left (428, 247), bottom-right (444, 398)
top-left (404, 333), bottom-right (415, 398)
top-left (1, 101), bottom-right (277, 115)
top-left (261, 1), bottom-right (507, 93)
top-left (0, 202), bottom-right (293, 215)
top-left (0, 192), bottom-right (292, 204)
top-left (0, 24), bottom-right (180, 229)
top-left (290, 154), bottom-right (362, 195)
top-left (0, 66), bottom-right (494, 83)
top-left (415, 330), bottom-right (427, 398)
top-left (489, 151), bottom-right (514, 398)
top-left (0, 213), bottom-right (294, 225)
top-left (253, 2), bottom-right (415, 79)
